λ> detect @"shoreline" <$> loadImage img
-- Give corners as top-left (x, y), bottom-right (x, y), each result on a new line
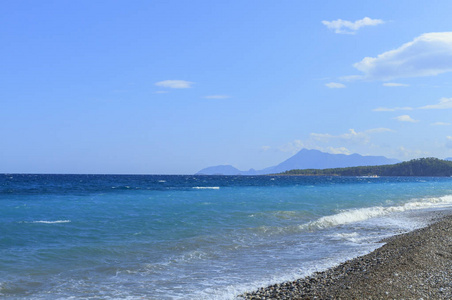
top-left (241, 209), bottom-right (452, 299)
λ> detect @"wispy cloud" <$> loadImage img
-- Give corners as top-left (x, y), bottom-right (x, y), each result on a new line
top-left (279, 140), bottom-right (352, 155)
top-left (325, 147), bottom-right (352, 155)
top-left (375, 97), bottom-right (452, 112)
top-left (353, 32), bottom-right (452, 80)
top-left (383, 83), bottom-right (410, 87)
top-left (394, 115), bottom-right (418, 123)
top-left (280, 128), bottom-right (393, 155)
top-left (322, 17), bottom-right (384, 34)
top-left (431, 122), bottom-right (451, 126)
top-left (203, 95), bottom-right (230, 99)
top-left (419, 97), bottom-right (452, 109)
top-left (365, 128), bottom-right (395, 134)
top-left (397, 146), bottom-right (430, 159)
top-left (373, 107), bottom-right (413, 112)
top-left (155, 80), bottom-right (194, 89)
top-left (311, 128), bottom-right (393, 144)
top-left (325, 82), bottom-right (346, 88)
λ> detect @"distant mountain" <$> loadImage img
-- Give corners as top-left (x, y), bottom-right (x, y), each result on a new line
top-left (195, 149), bottom-right (400, 175)
top-left (280, 157), bottom-right (452, 177)
top-left (196, 165), bottom-right (259, 175)
top-left (259, 149), bottom-right (400, 174)
top-left (196, 165), bottom-right (243, 175)
top-left (445, 157), bottom-right (452, 161)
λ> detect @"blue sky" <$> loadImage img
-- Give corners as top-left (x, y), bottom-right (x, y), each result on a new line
top-left (2, 1), bottom-right (452, 174)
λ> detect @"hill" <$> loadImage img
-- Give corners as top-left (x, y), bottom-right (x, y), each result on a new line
top-left (195, 165), bottom-right (243, 175)
top-left (196, 149), bottom-right (399, 175)
top-left (279, 158), bottom-right (452, 177)
top-left (259, 149), bottom-right (399, 174)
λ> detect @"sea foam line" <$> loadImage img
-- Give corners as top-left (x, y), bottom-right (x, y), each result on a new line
top-left (303, 194), bottom-right (452, 230)
top-left (192, 187), bottom-right (220, 190)
top-left (31, 220), bottom-right (71, 224)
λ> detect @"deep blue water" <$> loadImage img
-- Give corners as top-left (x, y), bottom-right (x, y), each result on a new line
top-left (1, 174), bottom-right (452, 299)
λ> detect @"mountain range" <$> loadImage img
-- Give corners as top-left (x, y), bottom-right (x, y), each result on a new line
top-left (196, 149), bottom-right (401, 175)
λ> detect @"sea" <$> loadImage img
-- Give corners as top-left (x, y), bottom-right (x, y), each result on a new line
top-left (1, 174), bottom-right (452, 299)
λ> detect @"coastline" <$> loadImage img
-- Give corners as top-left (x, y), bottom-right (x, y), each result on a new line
top-left (241, 209), bottom-right (452, 299)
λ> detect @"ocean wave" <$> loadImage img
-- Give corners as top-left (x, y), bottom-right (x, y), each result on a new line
top-left (31, 220), bottom-right (71, 224)
top-left (249, 195), bottom-right (452, 236)
top-left (249, 210), bottom-right (310, 220)
top-left (192, 187), bottom-right (220, 190)
top-left (303, 194), bottom-right (452, 230)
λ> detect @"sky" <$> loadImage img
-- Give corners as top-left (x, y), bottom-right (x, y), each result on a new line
top-left (2, 0), bottom-right (452, 174)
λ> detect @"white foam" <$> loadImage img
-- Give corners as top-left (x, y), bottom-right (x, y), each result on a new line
top-left (189, 245), bottom-right (382, 300)
top-left (303, 194), bottom-right (452, 230)
top-left (32, 220), bottom-right (71, 224)
top-left (328, 232), bottom-right (366, 243)
top-left (192, 187), bottom-right (220, 190)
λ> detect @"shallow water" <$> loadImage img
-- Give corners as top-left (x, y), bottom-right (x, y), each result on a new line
top-left (1, 175), bottom-right (452, 299)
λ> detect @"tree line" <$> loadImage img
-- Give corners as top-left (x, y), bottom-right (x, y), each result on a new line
top-left (278, 158), bottom-right (452, 177)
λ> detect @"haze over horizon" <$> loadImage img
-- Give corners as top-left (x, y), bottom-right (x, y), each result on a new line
top-left (2, 1), bottom-right (452, 174)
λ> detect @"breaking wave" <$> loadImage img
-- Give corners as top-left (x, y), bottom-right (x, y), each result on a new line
top-left (31, 220), bottom-right (71, 224)
top-left (303, 195), bottom-right (452, 230)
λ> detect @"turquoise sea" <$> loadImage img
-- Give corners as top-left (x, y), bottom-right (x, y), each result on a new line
top-left (1, 174), bottom-right (452, 299)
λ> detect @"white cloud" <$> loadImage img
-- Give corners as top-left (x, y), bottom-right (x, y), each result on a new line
top-left (353, 32), bottom-right (452, 80)
top-left (373, 107), bottom-right (413, 112)
top-left (374, 97), bottom-right (452, 112)
top-left (419, 97), bottom-right (452, 109)
top-left (382, 83), bottom-right (410, 87)
top-left (261, 146), bottom-right (271, 151)
top-left (204, 95), bottom-right (230, 99)
top-left (311, 129), bottom-right (361, 142)
top-left (311, 128), bottom-right (393, 145)
top-left (322, 17), bottom-right (384, 34)
top-left (325, 82), bottom-right (346, 88)
top-left (280, 128), bottom-right (393, 156)
top-left (155, 80), bottom-right (194, 89)
top-left (397, 146), bottom-right (430, 159)
top-left (431, 122), bottom-right (451, 126)
top-left (324, 147), bottom-right (352, 155)
top-left (279, 140), bottom-right (306, 153)
top-left (394, 115), bottom-right (418, 122)
top-left (279, 140), bottom-right (352, 155)
top-left (365, 128), bottom-right (395, 134)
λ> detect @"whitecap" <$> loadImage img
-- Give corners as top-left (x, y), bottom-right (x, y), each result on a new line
top-left (31, 220), bottom-right (71, 224)
top-left (302, 194), bottom-right (452, 230)
top-left (192, 187), bottom-right (220, 190)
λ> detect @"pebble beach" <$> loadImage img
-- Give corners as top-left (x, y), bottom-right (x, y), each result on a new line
top-left (242, 210), bottom-right (452, 299)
